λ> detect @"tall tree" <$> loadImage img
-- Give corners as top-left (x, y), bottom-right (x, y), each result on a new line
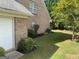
top-left (51, 0), bottom-right (79, 40)
top-left (45, 0), bottom-right (58, 17)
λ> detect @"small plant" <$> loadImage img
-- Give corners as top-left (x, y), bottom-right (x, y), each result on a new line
top-left (17, 38), bottom-right (37, 53)
top-left (28, 24), bottom-right (39, 38)
top-left (0, 47), bottom-right (5, 56)
top-left (32, 24), bottom-right (39, 32)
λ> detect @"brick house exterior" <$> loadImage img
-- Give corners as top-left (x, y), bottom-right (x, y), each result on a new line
top-left (0, 0), bottom-right (50, 51)
top-left (15, 0), bottom-right (51, 47)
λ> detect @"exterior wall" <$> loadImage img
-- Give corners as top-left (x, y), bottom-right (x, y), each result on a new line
top-left (16, 0), bottom-right (51, 34)
top-left (14, 0), bottom-right (51, 47)
top-left (14, 18), bottom-right (28, 47)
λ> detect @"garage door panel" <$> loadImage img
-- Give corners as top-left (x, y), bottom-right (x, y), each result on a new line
top-left (0, 17), bottom-right (14, 51)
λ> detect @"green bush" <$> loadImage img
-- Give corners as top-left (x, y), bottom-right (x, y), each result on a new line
top-left (28, 29), bottom-right (36, 38)
top-left (28, 24), bottom-right (39, 38)
top-left (50, 21), bottom-right (56, 29)
top-left (17, 38), bottom-right (36, 53)
top-left (58, 22), bottom-right (65, 30)
top-left (45, 28), bottom-right (51, 33)
top-left (64, 26), bottom-right (72, 30)
top-left (0, 47), bottom-right (5, 56)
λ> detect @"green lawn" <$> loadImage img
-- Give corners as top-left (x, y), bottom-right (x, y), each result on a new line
top-left (19, 30), bottom-right (79, 59)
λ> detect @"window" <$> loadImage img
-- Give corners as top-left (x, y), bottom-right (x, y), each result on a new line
top-left (29, 0), bottom-right (37, 15)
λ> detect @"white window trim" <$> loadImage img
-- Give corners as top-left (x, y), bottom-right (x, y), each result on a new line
top-left (29, 1), bottom-right (37, 14)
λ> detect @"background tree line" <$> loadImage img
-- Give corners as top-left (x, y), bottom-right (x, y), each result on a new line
top-left (45, 0), bottom-right (79, 40)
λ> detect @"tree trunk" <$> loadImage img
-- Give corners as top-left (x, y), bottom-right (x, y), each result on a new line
top-left (72, 25), bottom-right (76, 41)
top-left (72, 30), bottom-right (75, 41)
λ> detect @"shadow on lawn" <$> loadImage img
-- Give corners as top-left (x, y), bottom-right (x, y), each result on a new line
top-left (49, 32), bottom-right (72, 43)
top-left (20, 32), bottom-right (72, 59)
top-left (35, 31), bottom-right (72, 45)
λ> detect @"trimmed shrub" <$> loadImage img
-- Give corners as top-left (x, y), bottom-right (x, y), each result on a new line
top-left (45, 28), bottom-right (51, 33)
top-left (17, 38), bottom-right (36, 53)
top-left (28, 24), bottom-right (39, 38)
top-left (58, 22), bottom-right (65, 30)
top-left (28, 29), bottom-right (38, 38)
top-left (32, 24), bottom-right (39, 32)
top-left (0, 47), bottom-right (5, 56)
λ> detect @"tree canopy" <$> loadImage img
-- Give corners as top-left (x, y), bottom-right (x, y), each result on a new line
top-left (45, 0), bottom-right (58, 17)
top-left (45, 0), bottom-right (79, 40)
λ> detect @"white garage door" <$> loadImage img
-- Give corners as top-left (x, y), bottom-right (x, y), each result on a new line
top-left (0, 17), bottom-right (15, 51)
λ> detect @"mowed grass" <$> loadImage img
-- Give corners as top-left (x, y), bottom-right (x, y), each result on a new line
top-left (19, 30), bottom-right (79, 59)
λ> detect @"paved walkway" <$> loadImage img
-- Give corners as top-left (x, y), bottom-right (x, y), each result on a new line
top-left (52, 30), bottom-right (79, 35)
top-left (52, 30), bottom-right (73, 35)
top-left (0, 51), bottom-right (24, 59)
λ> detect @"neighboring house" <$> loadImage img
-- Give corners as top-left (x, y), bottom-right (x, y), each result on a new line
top-left (0, 0), bottom-right (50, 52)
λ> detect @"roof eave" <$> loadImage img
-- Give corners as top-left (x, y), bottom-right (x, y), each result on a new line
top-left (0, 7), bottom-right (33, 18)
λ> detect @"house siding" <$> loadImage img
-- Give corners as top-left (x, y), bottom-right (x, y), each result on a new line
top-left (15, 0), bottom-right (51, 47)
top-left (16, 0), bottom-right (50, 34)
top-left (14, 18), bottom-right (28, 47)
